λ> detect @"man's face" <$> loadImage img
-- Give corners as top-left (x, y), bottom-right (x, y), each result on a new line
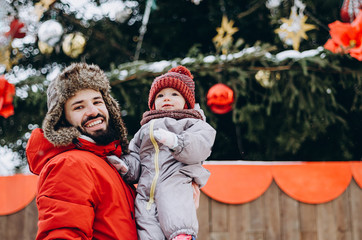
top-left (65, 89), bottom-right (110, 140)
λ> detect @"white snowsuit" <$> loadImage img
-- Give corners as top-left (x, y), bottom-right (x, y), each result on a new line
top-left (122, 111), bottom-right (216, 240)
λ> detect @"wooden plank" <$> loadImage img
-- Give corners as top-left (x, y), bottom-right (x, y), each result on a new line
top-left (209, 232), bottom-right (230, 240)
top-left (198, 192), bottom-right (211, 240)
top-left (249, 196), bottom-right (264, 232)
top-left (316, 201), bottom-right (337, 240)
top-left (23, 199), bottom-right (38, 240)
top-left (349, 179), bottom-right (362, 240)
top-left (332, 187), bottom-right (352, 240)
top-left (0, 210), bottom-right (7, 240)
top-left (263, 181), bottom-right (281, 240)
top-left (6, 205), bottom-right (26, 240)
top-left (210, 199), bottom-right (228, 233)
top-left (299, 202), bottom-right (317, 240)
top-left (245, 231), bottom-right (264, 240)
top-left (280, 191), bottom-right (300, 240)
top-left (229, 203), bottom-right (250, 240)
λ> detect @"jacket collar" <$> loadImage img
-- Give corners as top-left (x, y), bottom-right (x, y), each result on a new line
top-left (26, 128), bottom-right (122, 175)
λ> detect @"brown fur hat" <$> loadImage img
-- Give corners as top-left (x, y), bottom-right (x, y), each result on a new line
top-left (42, 62), bottom-right (129, 153)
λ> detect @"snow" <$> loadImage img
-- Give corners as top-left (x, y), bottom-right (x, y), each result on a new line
top-left (0, 146), bottom-right (30, 176)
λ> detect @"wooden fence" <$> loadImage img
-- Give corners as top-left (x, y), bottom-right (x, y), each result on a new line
top-left (0, 179), bottom-right (361, 240)
top-left (197, 179), bottom-right (362, 240)
top-left (0, 199), bottom-right (37, 240)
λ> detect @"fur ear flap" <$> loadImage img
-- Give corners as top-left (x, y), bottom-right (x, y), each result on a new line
top-left (42, 63), bottom-right (129, 154)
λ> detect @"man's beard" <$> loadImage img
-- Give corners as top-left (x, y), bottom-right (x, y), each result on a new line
top-left (78, 116), bottom-right (118, 145)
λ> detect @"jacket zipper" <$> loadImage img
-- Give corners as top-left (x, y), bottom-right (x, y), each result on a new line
top-left (147, 120), bottom-right (160, 210)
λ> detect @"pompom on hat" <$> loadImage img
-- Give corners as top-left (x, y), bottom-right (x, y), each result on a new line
top-left (42, 63), bottom-right (129, 153)
top-left (148, 65), bottom-right (195, 110)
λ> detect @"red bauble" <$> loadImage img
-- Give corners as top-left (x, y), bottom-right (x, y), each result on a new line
top-left (206, 83), bottom-right (234, 114)
top-left (0, 75), bottom-right (15, 118)
top-left (5, 19), bottom-right (26, 39)
top-left (340, 0), bottom-right (362, 22)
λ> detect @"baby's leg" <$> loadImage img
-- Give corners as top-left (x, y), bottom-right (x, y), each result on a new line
top-left (156, 171), bottom-right (198, 240)
top-left (135, 197), bottom-right (166, 240)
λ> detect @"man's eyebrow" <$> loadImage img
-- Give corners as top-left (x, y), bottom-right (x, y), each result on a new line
top-left (71, 100), bottom-right (84, 106)
top-left (71, 96), bottom-right (103, 106)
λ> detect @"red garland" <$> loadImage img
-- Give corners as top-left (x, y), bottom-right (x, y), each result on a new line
top-left (5, 19), bottom-right (26, 39)
top-left (0, 75), bottom-right (15, 118)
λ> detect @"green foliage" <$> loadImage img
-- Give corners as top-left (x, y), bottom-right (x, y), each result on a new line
top-left (1, 0), bottom-right (362, 173)
top-left (106, 43), bottom-right (362, 161)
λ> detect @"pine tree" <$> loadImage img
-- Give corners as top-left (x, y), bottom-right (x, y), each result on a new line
top-left (1, 0), bottom-right (361, 172)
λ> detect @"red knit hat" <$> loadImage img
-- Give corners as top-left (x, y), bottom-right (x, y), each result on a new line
top-left (148, 65), bottom-right (195, 110)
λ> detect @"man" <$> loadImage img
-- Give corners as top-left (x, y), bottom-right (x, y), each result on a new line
top-left (26, 63), bottom-right (137, 240)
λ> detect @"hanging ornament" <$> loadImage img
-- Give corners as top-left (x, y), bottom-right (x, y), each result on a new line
top-left (0, 75), bottom-right (15, 118)
top-left (191, 0), bottom-right (203, 5)
top-left (207, 83), bottom-right (234, 114)
top-left (115, 7), bottom-right (133, 23)
top-left (266, 0), bottom-right (282, 9)
top-left (0, 0), bottom-right (14, 35)
top-left (340, 0), bottom-right (362, 22)
top-left (212, 15), bottom-right (239, 54)
top-left (62, 32), bottom-right (86, 58)
top-left (38, 41), bottom-right (53, 55)
top-left (274, 3), bottom-right (316, 51)
top-left (255, 70), bottom-right (273, 88)
top-left (0, 44), bottom-right (23, 72)
top-left (5, 18), bottom-right (26, 39)
top-left (38, 19), bottom-right (63, 46)
top-left (34, 0), bottom-right (56, 20)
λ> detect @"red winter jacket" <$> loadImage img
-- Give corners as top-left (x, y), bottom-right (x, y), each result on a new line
top-left (26, 128), bottom-right (137, 240)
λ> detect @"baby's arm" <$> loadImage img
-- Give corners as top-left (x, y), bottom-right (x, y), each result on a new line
top-left (121, 141), bottom-right (142, 184)
top-left (156, 121), bottom-right (216, 165)
top-left (107, 132), bottom-right (142, 184)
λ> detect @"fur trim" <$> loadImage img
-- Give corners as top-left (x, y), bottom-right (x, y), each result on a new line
top-left (42, 63), bottom-right (129, 153)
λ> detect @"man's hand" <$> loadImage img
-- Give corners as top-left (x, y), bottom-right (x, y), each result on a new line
top-left (192, 182), bottom-right (200, 210)
top-left (153, 128), bottom-right (178, 149)
top-left (106, 155), bottom-right (129, 175)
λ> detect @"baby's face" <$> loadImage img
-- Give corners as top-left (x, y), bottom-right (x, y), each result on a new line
top-left (154, 88), bottom-right (186, 110)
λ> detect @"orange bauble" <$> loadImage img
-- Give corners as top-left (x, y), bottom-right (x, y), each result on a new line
top-left (206, 83), bottom-right (234, 114)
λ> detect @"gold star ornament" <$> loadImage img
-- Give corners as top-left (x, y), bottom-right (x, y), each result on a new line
top-left (213, 15), bottom-right (239, 54)
top-left (34, 0), bottom-right (56, 20)
top-left (275, 6), bottom-right (316, 51)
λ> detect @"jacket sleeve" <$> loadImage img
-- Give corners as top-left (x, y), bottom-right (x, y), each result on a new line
top-left (36, 155), bottom-right (98, 240)
top-left (121, 131), bottom-right (142, 184)
top-left (171, 120), bottom-right (216, 165)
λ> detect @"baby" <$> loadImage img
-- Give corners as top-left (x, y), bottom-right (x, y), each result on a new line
top-left (108, 66), bottom-right (216, 240)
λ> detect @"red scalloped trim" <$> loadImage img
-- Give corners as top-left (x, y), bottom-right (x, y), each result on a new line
top-left (1, 162), bottom-right (361, 215)
top-left (0, 174), bottom-right (38, 215)
top-left (202, 164), bottom-right (273, 204)
top-left (271, 162), bottom-right (352, 204)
